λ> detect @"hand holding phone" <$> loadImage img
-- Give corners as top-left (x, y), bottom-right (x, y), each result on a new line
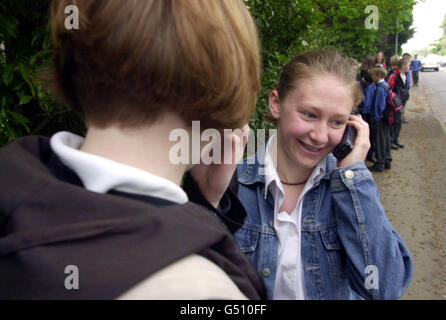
top-left (333, 113), bottom-right (371, 168)
top-left (332, 125), bottom-right (357, 160)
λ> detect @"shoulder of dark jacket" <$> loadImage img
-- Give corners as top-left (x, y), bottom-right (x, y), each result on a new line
top-left (182, 171), bottom-right (246, 234)
top-left (0, 136), bottom-right (266, 299)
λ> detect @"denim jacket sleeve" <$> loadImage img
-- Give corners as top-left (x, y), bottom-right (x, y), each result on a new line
top-left (329, 161), bottom-right (413, 299)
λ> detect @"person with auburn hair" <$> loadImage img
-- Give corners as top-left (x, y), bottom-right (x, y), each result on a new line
top-left (232, 50), bottom-right (413, 299)
top-left (0, 0), bottom-right (266, 299)
top-left (358, 55), bottom-right (376, 86)
top-left (374, 51), bottom-right (387, 69)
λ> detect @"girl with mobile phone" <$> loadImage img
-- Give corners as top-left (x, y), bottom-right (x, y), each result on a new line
top-left (232, 50), bottom-right (413, 300)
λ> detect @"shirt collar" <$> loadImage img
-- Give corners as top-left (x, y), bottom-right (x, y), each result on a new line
top-left (264, 134), bottom-right (280, 197)
top-left (262, 134), bottom-right (326, 199)
top-left (50, 131), bottom-right (188, 204)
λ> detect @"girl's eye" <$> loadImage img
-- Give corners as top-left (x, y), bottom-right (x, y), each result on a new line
top-left (332, 120), bottom-right (346, 127)
top-left (302, 112), bottom-right (316, 119)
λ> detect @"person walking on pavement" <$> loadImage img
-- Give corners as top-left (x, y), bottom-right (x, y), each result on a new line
top-left (410, 54), bottom-right (422, 87)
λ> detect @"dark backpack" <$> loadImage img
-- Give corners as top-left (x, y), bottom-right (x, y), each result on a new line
top-left (377, 82), bottom-right (403, 125)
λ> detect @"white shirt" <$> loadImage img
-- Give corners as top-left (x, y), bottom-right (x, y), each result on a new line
top-left (264, 134), bottom-right (326, 300)
top-left (50, 131), bottom-right (188, 203)
top-left (50, 131), bottom-right (247, 300)
top-left (400, 72), bottom-right (406, 84)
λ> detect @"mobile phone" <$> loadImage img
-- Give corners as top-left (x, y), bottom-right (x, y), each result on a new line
top-left (332, 125), bottom-right (357, 160)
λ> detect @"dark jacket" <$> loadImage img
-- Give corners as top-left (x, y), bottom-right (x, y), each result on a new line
top-left (388, 69), bottom-right (409, 105)
top-left (0, 136), bottom-right (267, 300)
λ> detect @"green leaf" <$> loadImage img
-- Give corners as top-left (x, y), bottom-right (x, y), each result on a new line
top-left (17, 62), bottom-right (35, 94)
top-left (0, 14), bottom-right (19, 38)
top-left (4, 122), bottom-right (18, 140)
top-left (19, 95), bottom-right (32, 105)
top-left (2, 64), bottom-right (15, 86)
top-left (31, 49), bottom-right (52, 60)
top-left (17, 63), bottom-right (31, 82)
top-left (8, 111), bottom-right (30, 132)
top-left (38, 90), bottom-right (45, 100)
top-left (12, 81), bottom-right (25, 92)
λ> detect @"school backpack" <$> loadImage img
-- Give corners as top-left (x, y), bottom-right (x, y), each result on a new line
top-left (386, 68), bottom-right (396, 83)
top-left (377, 81), bottom-right (403, 125)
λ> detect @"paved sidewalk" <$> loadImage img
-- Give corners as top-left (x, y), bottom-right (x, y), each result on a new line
top-left (368, 84), bottom-right (446, 300)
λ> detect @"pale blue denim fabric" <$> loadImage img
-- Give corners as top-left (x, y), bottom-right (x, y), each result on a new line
top-left (234, 143), bottom-right (413, 300)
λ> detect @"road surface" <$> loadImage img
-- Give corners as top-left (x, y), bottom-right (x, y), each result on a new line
top-left (417, 67), bottom-right (446, 123)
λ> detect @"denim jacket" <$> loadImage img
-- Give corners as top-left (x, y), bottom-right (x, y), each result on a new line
top-left (234, 144), bottom-right (413, 300)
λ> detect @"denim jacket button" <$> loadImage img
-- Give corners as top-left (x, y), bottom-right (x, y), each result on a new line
top-left (262, 268), bottom-right (271, 277)
top-left (269, 220), bottom-right (274, 228)
top-left (344, 170), bottom-right (354, 179)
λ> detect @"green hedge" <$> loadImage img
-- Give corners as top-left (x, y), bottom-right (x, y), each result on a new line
top-left (0, 0), bottom-right (85, 147)
top-left (0, 0), bottom-right (416, 147)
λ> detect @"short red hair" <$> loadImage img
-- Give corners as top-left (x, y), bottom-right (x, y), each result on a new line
top-left (44, 0), bottom-right (261, 131)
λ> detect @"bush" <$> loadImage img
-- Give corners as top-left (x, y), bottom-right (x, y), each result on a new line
top-left (0, 0), bottom-right (416, 147)
top-left (0, 0), bottom-right (85, 147)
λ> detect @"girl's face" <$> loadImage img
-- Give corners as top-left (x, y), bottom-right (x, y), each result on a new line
top-left (270, 74), bottom-right (354, 169)
top-left (377, 52), bottom-right (384, 63)
top-left (402, 63), bottom-right (410, 73)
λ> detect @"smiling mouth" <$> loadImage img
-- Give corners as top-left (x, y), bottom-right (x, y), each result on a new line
top-left (298, 140), bottom-right (324, 154)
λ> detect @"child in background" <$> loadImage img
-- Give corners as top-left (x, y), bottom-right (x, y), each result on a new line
top-left (402, 53), bottom-right (412, 90)
top-left (388, 59), bottom-right (410, 150)
top-left (386, 55), bottom-right (400, 143)
top-left (387, 55), bottom-right (400, 81)
top-left (357, 56), bottom-right (377, 162)
top-left (374, 51), bottom-right (387, 69)
top-left (401, 53), bottom-right (412, 123)
top-left (369, 67), bottom-right (392, 172)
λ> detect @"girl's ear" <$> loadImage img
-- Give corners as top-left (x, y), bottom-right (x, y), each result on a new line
top-left (269, 90), bottom-right (281, 120)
